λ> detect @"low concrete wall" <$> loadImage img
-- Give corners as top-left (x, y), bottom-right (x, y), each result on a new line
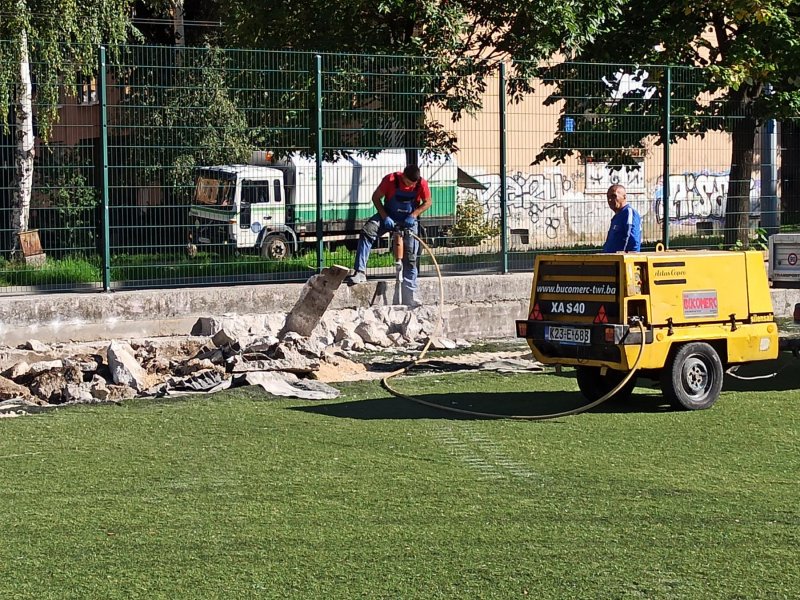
top-left (0, 273), bottom-right (798, 346)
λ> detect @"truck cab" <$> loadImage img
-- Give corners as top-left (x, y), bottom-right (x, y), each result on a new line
top-left (188, 150), bottom-right (465, 260)
top-left (516, 250), bottom-right (779, 410)
top-left (188, 165), bottom-right (297, 259)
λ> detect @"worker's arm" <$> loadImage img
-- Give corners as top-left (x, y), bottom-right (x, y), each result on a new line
top-left (371, 186), bottom-right (388, 220)
top-left (620, 206), bottom-right (635, 252)
top-left (411, 180), bottom-right (432, 218)
top-left (411, 196), bottom-right (431, 218)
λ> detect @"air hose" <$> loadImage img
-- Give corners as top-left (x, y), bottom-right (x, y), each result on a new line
top-left (380, 233), bottom-right (648, 420)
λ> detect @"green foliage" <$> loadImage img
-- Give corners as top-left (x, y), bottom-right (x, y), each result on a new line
top-left (116, 45), bottom-right (264, 194)
top-left (450, 197), bottom-right (499, 246)
top-left (199, 0), bottom-right (623, 153)
top-left (0, 0), bottom-right (137, 138)
top-left (722, 226), bottom-right (769, 251)
top-left (533, 1), bottom-right (800, 245)
top-left (34, 147), bottom-right (99, 252)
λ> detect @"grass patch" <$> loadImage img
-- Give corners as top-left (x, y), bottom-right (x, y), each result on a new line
top-left (1, 365), bottom-right (798, 599)
top-left (110, 250), bottom-right (321, 281)
top-left (0, 255), bottom-right (101, 287)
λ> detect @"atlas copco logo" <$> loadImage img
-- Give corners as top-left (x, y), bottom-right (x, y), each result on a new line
top-left (683, 290), bottom-right (718, 318)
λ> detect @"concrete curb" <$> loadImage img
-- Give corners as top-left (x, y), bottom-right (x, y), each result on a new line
top-left (0, 273), bottom-right (798, 345)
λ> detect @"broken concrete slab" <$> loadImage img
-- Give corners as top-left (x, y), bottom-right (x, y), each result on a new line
top-left (23, 339), bottom-right (50, 352)
top-left (192, 313), bottom-right (286, 339)
top-left (428, 337), bottom-right (458, 350)
top-left (64, 355), bottom-right (102, 374)
top-left (27, 359), bottom-right (64, 377)
top-left (229, 355), bottom-right (319, 375)
top-left (107, 341), bottom-right (148, 391)
top-left (354, 321), bottom-right (392, 347)
top-left (3, 361), bottom-right (30, 381)
top-left (279, 265), bottom-right (350, 338)
top-left (0, 375), bottom-right (32, 400)
top-left (63, 383), bottom-right (95, 403)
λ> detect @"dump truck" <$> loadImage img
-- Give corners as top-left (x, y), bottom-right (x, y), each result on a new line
top-left (515, 250), bottom-right (779, 410)
top-left (188, 149), bottom-right (464, 259)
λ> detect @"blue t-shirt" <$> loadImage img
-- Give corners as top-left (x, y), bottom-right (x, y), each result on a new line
top-left (603, 204), bottom-right (641, 252)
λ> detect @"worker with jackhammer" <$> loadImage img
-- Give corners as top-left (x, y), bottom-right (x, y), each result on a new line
top-left (346, 164), bottom-right (431, 307)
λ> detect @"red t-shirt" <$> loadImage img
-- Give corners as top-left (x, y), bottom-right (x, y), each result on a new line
top-left (378, 172), bottom-right (431, 205)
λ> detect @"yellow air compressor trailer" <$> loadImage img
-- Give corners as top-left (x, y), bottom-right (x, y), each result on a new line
top-left (516, 250), bottom-right (779, 410)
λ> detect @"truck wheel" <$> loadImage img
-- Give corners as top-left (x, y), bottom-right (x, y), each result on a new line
top-left (576, 366), bottom-right (637, 403)
top-left (660, 342), bottom-right (723, 410)
top-left (261, 233), bottom-right (290, 260)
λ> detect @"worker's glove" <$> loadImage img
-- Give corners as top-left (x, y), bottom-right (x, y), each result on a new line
top-left (402, 215), bottom-right (417, 229)
top-left (382, 215), bottom-right (396, 230)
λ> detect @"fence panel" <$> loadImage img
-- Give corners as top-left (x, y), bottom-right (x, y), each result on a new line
top-left (503, 61), bottom-right (663, 264)
top-left (0, 41), bottom-right (786, 296)
top-left (0, 42), bottom-right (103, 294)
top-left (105, 45), bottom-right (314, 289)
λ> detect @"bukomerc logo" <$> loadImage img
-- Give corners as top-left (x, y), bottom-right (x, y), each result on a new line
top-left (682, 290), bottom-right (718, 318)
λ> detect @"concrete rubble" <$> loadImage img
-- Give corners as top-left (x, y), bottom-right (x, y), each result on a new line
top-left (0, 303), bottom-right (470, 418)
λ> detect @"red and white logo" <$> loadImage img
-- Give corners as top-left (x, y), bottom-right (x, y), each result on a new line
top-left (683, 290), bottom-right (718, 318)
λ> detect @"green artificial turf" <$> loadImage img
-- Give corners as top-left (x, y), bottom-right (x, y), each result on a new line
top-left (1, 364), bottom-right (798, 599)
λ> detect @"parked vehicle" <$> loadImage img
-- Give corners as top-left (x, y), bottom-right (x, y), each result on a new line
top-left (188, 149), bottom-right (462, 259)
top-left (516, 249), bottom-right (780, 410)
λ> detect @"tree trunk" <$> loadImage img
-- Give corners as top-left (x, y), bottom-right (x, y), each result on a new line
top-left (724, 116), bottom-right (756, 247)
top-left (11, 28), bottom-right (35, 257)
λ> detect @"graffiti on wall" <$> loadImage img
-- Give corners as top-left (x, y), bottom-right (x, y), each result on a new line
top-left (459, 162), bottom-right (650, 243)
top-left (652, 171), bottom-right (761, 223)
top-left (458, 162), bottom-right (763, 247)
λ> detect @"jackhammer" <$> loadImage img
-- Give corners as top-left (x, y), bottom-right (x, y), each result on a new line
top-left (391, 224), bottom-right (412, 305)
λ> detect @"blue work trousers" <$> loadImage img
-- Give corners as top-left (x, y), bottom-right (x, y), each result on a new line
top-left (354, 213), bottom-right (419, 305)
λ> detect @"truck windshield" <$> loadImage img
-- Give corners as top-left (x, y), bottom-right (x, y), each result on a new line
top-left (194, 175), bottom-right (235, 208)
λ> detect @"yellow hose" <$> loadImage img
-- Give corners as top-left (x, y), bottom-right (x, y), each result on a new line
top-left (380, 233), bottom-right (648, 420)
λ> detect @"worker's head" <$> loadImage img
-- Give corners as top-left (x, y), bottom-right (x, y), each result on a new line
top-left (607, 184), bottom-right (627, 213)
top-left (403, 164), bottom-right (421, 185)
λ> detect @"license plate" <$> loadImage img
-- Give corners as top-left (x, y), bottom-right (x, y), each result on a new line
top-left (545, 326), bottom-right (591, 345)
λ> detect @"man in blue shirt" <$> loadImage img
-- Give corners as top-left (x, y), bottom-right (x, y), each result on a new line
top-left (603, 184), bottom-right (642, 252)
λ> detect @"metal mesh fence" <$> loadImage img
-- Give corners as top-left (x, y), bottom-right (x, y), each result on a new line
top-left (0, 42), bottom-right (784, 294)
top-left (0, 45), bottom-right (103, 293)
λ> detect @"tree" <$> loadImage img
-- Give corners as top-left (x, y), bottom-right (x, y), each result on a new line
top-left (199, 0), bottom-right (623, 154)
top-left (115, 45), bottom-right (262, 192)
top-left (0, 0), bottom-right (136, 256)
top-left (535, 1), bottom-right (800, 246)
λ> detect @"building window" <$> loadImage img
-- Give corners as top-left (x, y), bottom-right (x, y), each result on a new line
top-left (77, 75), bottom-right (98, 105)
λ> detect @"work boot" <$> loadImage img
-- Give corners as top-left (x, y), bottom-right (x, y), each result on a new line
top-left (347, 271), bottom-right (367, 285)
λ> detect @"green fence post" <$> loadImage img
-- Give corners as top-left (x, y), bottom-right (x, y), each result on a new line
top-left (98, 45), bottom-right (111, 291)
top-left (499, 62), bottom-right (508, 273)
top-left (314, 54), bottom-right (324, 271)
top-left (662, 66), bottom-right (671, 249)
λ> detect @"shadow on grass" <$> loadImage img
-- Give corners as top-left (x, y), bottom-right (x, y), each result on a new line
top-left (292, 389), bottom-right (673, 420)
top-left (723, 353), bottom-right (800, 392)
